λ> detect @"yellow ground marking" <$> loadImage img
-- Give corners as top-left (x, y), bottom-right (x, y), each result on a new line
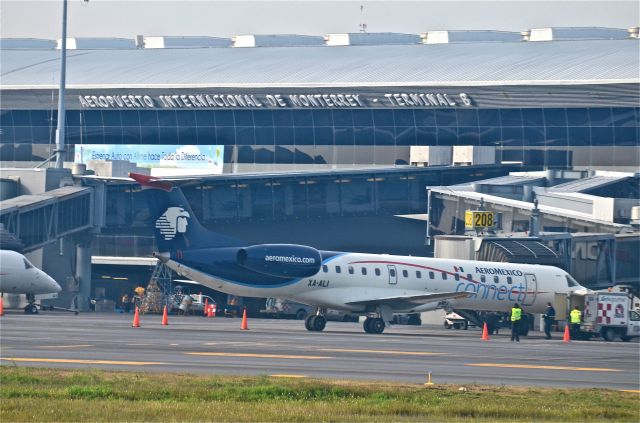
top-left (620, 390), bottom-right (640, 393)
top-left (466, 363), bottom-right (621, 372)
top-left (170, 343), bottom-right (179, 346)
top-left (1, 357), bottom-right (164, 366)
top-left (319, 348), bottom-right (444, 356)
top-left (185, 352), bottom-right (330, 360)
top-left (204, 342), bottom-right (218, 345)
top-left (39, 344), bottom-right (94, 349)
top-left (271, 374), bottom-right (307, 378)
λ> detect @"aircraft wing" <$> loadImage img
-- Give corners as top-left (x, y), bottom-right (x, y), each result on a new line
top-left (344, 291), bottom-right (471, 309)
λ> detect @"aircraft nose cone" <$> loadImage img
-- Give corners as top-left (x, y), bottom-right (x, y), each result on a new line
top-left (154, 251), bottom-right (170, 263)
top-left (51, 278), bottom-right (62, 292)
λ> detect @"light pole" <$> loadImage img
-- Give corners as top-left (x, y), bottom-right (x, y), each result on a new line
top-left (54, 0), bottom-right (68, 169)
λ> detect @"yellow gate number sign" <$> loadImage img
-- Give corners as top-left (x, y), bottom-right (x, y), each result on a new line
top-left (465, 210), bottom-right (495, 229)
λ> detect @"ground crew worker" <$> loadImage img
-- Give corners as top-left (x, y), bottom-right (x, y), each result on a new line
top-left (121, 293), bottom-right (130, 313)
top-left (510, 303), bottom-right (522, 342)
top-left (543, 302), bottom-right (556, 340)
top-left (570, 306), bottom-right (582, 339)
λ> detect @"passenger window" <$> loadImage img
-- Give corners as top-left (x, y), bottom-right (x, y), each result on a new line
top-left (507, 277), bottom-right (512, 284)
top-left (361, 268), bottom-right (367, 276)
top-left (402, 270), bottom-right (408, 278)
top-left (389, 268), bottom-right (396, 277)
top-left (322, 265), bottom-right (328, 273)
top-left (348, 266), bottom-right (354, 274)
top-left (335, 266), bottom-right (341, 274)
top-left (493, 276), bottom-right (499, 283)
top-left (429, 271), bottom-right (434, 279)
top-left (467, 274), bottom-right (473, 281)
top-left (23, 259), bottom-right (33, 269)
top-left (480, 275), bottom-right (486, 283)
top-left (375, 268), bottom-right (381, 276)
top-left (454, 274), bottom-right (460, 281)
top-left (441, 272), bottom-right (447, 280)
top-left (630, 311), bottom-right (640, 321)
top-left (416, 271), bottom-right (422, 279)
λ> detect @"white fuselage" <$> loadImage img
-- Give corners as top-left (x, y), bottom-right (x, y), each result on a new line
top-left (166, 252), bottom-right (581, 315)
top-left (0, 250), bottom-right (61, 295)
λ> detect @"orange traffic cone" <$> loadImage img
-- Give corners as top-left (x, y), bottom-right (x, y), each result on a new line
top-left (161, 305), bottom-right (169, 326)
top-left (563, 325), bottom-right (571, 343)
top-left (203, 298), bottom-right (208, 316)
top-left (211, 303), bottom-right (217, 317)
top-left (207, 304), bottom-right (213, 318)
top-left (132, 306), bottom-right (140, 328)
top-left (481, 322), bottom-right (490, 341)
top-left (240, 307), bottom-right (249, 330)
top-left (0, 296), bottom-right (4, 317)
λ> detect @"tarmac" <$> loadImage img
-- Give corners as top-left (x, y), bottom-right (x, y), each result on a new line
top-left (1, 311), bottom-right (638, 391)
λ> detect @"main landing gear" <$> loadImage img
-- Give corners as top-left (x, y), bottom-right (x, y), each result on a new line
top-left (363, 317), bottom-right (385, 334)
top-left (23, 293), bottom-right (38, 314)
top-left (305, 309), bottom-right (327, 332)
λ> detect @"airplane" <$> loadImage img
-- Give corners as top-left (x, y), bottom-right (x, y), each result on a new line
top-left (0, 249), bottom-right (62, 314)
top-left (130, 172), bottom-right (587, 334)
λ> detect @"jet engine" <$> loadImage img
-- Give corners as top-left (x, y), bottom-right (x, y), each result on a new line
top-left (236, 244), bottom-right (322, 278)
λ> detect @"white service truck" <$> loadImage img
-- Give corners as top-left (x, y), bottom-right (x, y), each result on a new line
top-left (577, 292), bottom-right (640, 342)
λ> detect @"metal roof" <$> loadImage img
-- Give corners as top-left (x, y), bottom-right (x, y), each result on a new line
top-left (0, 38), bottom-right (56, 50)
top-left (466, 175), bottom-right (547, 186)
top-left (549, 175), bottom-right (632, 193)
top-left (1, 38), bottom-right (637, 89)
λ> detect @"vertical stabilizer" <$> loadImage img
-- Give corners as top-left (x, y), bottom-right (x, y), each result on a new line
top-left (129, 173), bottom-right (242, 251)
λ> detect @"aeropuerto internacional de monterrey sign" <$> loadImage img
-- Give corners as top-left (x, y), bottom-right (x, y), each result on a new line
top-left (77, 92), bottom-right (473, 110)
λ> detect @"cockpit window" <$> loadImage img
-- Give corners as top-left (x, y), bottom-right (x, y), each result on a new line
top-left (23, 259), bottom-right (33, 269)
top-left (565, 275), bottom-right (580, 287)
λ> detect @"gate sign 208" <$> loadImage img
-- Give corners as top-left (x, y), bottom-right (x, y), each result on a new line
top-left (465, 211), bottom-right (495, 229)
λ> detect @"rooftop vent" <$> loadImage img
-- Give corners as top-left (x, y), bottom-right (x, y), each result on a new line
top-left (420, 31), bottom-right (449, 44)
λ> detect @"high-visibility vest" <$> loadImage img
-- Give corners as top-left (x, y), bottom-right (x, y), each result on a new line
top-left (570, 309), bottom-right (581, 324)
top-left (511, 307), bottom-right (522, 321)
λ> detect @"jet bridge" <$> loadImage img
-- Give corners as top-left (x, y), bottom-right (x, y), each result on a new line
top-left (0, 186), bottom-right (93, 252)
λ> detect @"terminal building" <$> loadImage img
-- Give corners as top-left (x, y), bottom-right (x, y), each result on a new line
top-left (1, 27), bottom-right (639, 310)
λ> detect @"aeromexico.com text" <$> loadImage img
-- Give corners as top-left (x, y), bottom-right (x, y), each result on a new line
top-left (264, 255), bottom-right (316, 264)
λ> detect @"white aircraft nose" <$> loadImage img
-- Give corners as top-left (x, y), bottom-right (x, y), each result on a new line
top-left (47, 276), bottom-right (62, 292)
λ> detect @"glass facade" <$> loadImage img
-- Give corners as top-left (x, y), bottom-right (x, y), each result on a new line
top-left (1, 107), bottom-right (638, 168)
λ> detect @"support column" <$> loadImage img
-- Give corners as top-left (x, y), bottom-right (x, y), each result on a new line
top-left (75, 241), bottom-right (92, 311)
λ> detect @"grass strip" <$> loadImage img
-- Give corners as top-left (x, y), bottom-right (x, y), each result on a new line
top-left (0, 366), bottom-right (638, 422)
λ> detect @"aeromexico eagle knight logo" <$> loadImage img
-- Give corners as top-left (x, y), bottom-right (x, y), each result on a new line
top-left (155, 207), bottom-right (190, 240)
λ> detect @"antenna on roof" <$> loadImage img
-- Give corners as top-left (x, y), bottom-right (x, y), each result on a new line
top-left (359, 4), bottom-right (367, 33)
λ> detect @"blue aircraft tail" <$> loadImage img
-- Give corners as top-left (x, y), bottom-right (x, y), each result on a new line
top-left (129, 173), bottom-right (243, 251)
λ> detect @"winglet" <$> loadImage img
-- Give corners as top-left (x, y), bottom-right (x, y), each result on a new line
top-left (128, 173), bottom-right (173, 192)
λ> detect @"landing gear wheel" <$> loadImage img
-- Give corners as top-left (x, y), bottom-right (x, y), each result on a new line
top-left (311, 315), bottom-right (326, 331)
top-left (24, 304), bottom-right (38, 314)
top-left (305, 315), bottom-right (314, 331)
top-left (363, 317), bottom-right (373, 333)
top-left (371, 318), bottom-right (385, 334)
